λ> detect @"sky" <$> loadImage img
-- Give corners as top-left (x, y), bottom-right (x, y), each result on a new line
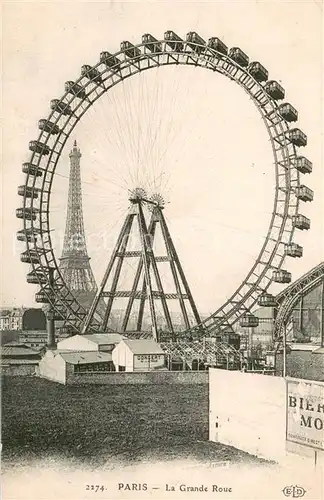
top-left (1, 0), bottom-right (323, 314)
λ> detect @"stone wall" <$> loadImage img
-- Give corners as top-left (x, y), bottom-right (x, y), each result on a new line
top-left (1, 363), bottom-right (37, 376)
top-left (276, 350), bottom-right (324, 382)
top-left (66, 366), bottom-right (208, 385)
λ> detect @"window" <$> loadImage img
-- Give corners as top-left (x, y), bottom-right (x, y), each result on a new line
top-left (74, 362), bottom-right (113, 373)
top-left (99, 345), bottom-right (113, 352)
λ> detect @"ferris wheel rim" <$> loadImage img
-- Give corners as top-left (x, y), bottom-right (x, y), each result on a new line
top-left (18, 34), bottom-right (308, 335)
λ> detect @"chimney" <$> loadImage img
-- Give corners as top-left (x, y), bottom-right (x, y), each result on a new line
top-left (46, 268), bottom-right (56, 349)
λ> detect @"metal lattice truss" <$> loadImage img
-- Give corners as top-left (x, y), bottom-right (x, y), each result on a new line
top-left (58, 142), bottom-right (107, 322)
top-left (17, 31), bottom-right (312, 335)
top-left (160, 340), bottom-right (243, 368)
top-left (59, 143), bottom-right (97, 289)
top-left (81, 199), bottom-right (201, 339)
top-left (274, 261), bottom-right (324, 338)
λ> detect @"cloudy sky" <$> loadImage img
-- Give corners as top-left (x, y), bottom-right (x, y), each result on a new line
top-left (1, 0), bottom-right (323, 314)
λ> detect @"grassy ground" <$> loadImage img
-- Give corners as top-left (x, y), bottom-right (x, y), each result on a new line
top-left (1, 376), bottom-right (268, 469)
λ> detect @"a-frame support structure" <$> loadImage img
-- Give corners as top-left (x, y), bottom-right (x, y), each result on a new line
top-left (82, 193), bottom-right (201, 341)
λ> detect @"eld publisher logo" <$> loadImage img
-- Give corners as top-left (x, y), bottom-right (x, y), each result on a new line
top-left (282, 486), bottom-right (306, 498)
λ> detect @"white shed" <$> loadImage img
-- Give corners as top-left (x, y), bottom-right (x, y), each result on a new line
top-left (39, 349), bottom-right (67, 384)
top-left (39, 349), bottom-right (114, 384)
top-left (57, 333), bottom-right (123, 352)
top-left (112, 339), bottom-right (166, 372)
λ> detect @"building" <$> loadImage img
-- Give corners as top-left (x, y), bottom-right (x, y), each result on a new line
top-left (1, 342), bottom-right (41, 376)
top-left (0, 308), bottom-right (49, 346)
top-left (18, 330), bottom-right (48, 348)
top-left (0, 308), bottom-right (26, 331)
top-left (239, 271), bottom-right (324, 349)
top-left (39, 349), bottom-right (115, 384)
top-left (0, 307), bottom-right (47, 331)
top-left (57, 333), bottom-right (124, 352)
top-left (289, 284), bottom-right (324, 343)
top-left (22, 308), bottom-right (46, 330)
top-left (0, 330), bottom-right (20, 346)
top-left (19, 330), bottom-right (70, 348)
top-left (112, 339), bottom-right (166, 372)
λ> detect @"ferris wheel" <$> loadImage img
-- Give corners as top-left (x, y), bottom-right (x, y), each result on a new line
top-left (16, 30), bottom-right (313, 338)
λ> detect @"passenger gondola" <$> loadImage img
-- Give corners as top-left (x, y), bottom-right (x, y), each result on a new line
top-left (29, 140), bottom-right (50, 155)
top-left (16, 207), bottom-right (39, 220)
top-left (22, 163), bottom-right (43, 177)
top-left (294, 156), bottom-right (312, 174)
top-left (286, 128), bottom-right (307, 147)
top-left (64, 81), bottom-right (87, 99)
top-left (50, 99), bottom-right (72, 115)
top-left (292, 214), bottom-right (310, 230)
top-left (142, 33), bottom-right (162, 53)
top-left (278, 103), bottom-right (298, 122)
top-left (120, 41), bottom-right (141, 59)
top-left (100, 52), bottom-right (121, 69)
top-left (16, 228), bottom-right (39, 243)
top-left (207, 37), bottom-right (228, 55)
top-left (296, 185), bottom-right (314, 202)
top-left (265, 80), bottom-right (285, 100)
top-left (228, 47), bottom-right (249, 67)
top-left (81, 65), bottom-right (103, 84)
top-left (38, 119), bottom-right (61, 135)
top-left (27, 271), bottom-right (47, 285)
top-left (272, 269), bottom-right (292, 283)
top-left (164, 31), bottom-right (184, 51)
top-left (35, 291), bottom-right (50, 303)
top-left (17, 186), bottom-right (39, 199)
top-left (186, 32), bottom-right (206, 53)
top-left (284, 243), bottom-right (303, 258)
top-left (258, 293), bottom-right (277, 307)
top-left (248, 61), bottom-right (268, 81)
top-left (20, 250), bottom-right (41, 264)
top-left (240, 313), bottom-right (259, 328)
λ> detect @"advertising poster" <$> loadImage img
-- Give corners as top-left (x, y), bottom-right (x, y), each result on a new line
top-left (287, 378), bottom-right (324, 451)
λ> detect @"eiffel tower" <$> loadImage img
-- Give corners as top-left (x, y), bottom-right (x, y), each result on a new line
top-left (59, 141), bottom-right (105, 320)
top-left (81, 189), bottom-right (201, 341)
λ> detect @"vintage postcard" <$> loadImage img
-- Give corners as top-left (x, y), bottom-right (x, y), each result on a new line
top-left (1, 1), bottom-right (323, 499)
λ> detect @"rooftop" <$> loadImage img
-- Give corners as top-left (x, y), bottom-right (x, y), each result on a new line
top-left (1, 343), bottom-right (41, 357)
top-left (313, 347), bottom-right (324, 354)
top-left (82, 333), bottom-right (124, 345)
top-left (124, 331), bottom-right (154, 340)
top-left (1, 359), bottom-right (39, 365)
top-left (59, 350), bottom-right (113, 365)
top-left (20, 330), bottom-right (48, 335)
top-left (289, 343), bottom-right (320, 352)
top-left (0, 308), bottom-right (27, 318)
top-left (123, 339), bottom-right (165, 355)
